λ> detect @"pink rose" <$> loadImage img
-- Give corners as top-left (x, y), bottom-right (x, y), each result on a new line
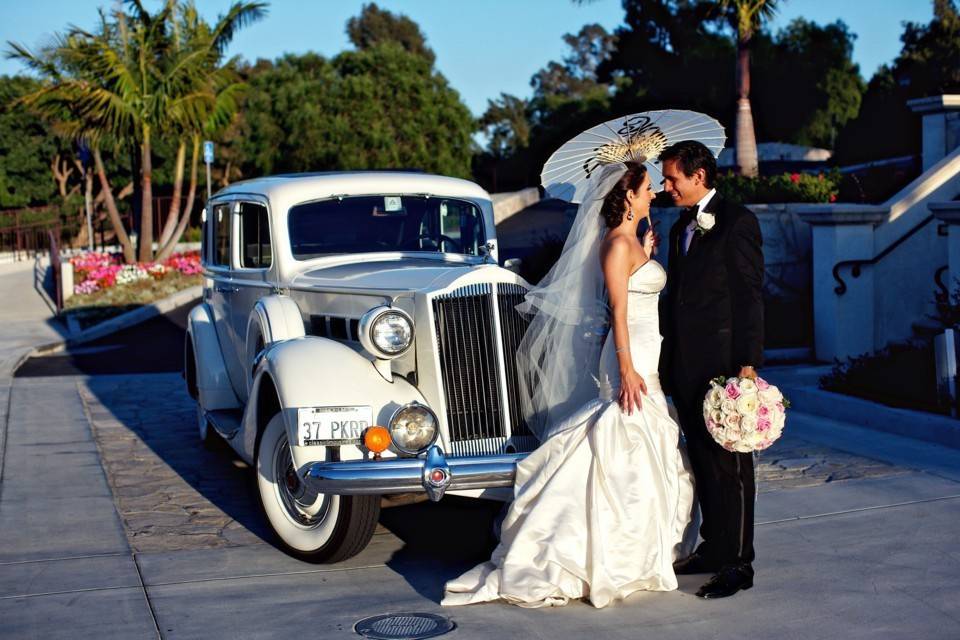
top-left (756, 377), bottom-right (770, 391)
top-left (725, 381), bottom-right (741, 400)
top-left (757, 418), bottom-right (772, 432)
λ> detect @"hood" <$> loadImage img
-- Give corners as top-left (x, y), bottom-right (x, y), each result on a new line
top-left (289, 258), bottom-right (478, 293)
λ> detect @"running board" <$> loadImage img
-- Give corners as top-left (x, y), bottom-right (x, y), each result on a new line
top-left (206, 408), bottom-right (243, 440)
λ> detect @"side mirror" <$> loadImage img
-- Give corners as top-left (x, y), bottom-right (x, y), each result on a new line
top-left (503, 258), bottom-right (522, 274)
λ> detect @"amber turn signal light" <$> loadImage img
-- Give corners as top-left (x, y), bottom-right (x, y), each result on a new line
top-left (363, 426), bottom-right (391, 454)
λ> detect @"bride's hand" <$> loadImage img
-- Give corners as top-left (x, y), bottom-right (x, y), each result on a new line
top-left (619, 368), bottom-right (648, 415)
top-left (641, 228), bottom-right (656, 257)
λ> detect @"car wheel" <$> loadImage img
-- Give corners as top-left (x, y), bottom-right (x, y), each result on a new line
top-left (256, 413), bottom-right (380, 562)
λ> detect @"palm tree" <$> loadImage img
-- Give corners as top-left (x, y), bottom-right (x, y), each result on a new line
top-left (154, 1), bottom-right (264, 261)
top-left (8, 23), bottom-right (140, 262)
top-left (7, 0), bottom-right (266, 262)
top-left (721, 0), bottom-right (780, 177)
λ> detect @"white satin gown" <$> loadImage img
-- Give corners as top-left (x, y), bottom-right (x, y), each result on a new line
top-left (442, 260), bottom-right (698, 608)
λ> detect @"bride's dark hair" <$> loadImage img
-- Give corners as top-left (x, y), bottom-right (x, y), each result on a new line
top-left (599, 162), bottom-right (647, 228)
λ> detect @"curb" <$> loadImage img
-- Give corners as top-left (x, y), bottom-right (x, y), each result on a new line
top-left (780, 383), bottom-right (960, 450)
top-left (37, 285), bottom-right (202, 355)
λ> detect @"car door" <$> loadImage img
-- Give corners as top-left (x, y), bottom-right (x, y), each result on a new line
top-left (206, 199), bottom-right (247, 399)
top-left (229, 199), bottom-right (275, 401)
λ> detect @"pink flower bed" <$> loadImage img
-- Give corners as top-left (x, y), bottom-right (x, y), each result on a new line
top-left (70, 251), bottom-right (201, 295)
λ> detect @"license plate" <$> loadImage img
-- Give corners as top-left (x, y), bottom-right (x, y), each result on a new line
top-left (297, 406), bottom-right (372, 446)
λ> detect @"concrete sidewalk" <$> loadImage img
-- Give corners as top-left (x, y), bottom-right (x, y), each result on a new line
top-left (0, 259), bottom-right (66, 379)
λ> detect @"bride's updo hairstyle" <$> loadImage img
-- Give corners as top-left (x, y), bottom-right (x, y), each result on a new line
top-left (599, 162), bottom-right (647, 228)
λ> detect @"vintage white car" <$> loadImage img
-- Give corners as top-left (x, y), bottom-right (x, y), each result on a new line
top-left (184, 171), bottom-right (535, 562)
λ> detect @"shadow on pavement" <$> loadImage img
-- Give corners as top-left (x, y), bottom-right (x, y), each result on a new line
top-left (380, 496), bottom-right (503, 603)
top-left (16, 302), bottom-right (193, 377)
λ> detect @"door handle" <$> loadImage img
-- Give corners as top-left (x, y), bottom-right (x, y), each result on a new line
top-left (215, 284), bottom-right (239, 294)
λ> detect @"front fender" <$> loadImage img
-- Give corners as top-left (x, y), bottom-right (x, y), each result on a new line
top-left (245, 294), bottom-right (305, 394)
top-left (187, 303), bottom-right (240, 411)
top-left (244, 336), bottom-right (428, 469)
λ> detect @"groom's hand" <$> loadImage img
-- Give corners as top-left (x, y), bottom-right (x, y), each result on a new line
top-left (738, 365), bottom-right (757, 380)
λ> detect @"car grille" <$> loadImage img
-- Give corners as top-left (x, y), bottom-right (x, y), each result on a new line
top-left (432, 283), bottom-right (536, 457)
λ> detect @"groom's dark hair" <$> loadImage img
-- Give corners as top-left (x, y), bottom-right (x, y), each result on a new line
top-left (659, 140), bottom-right (717, 188)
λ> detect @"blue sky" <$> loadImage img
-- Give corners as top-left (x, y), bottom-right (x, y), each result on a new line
top-left (0, 0), bottom-right (934, 117)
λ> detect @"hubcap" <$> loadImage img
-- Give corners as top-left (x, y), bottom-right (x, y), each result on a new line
top-left (273, 436), bottom-right (329, 527)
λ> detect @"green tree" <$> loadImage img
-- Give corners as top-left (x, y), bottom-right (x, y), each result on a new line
top-left (751, 19), bottom-right (863, 149)
top-left (0, 76), bottom-right (62, 208)
top-left (8, 0), bottom-right (266, 262)
top-left (234, 14), bottom-right (473, 179)
top-left (346, 2), bottom-right (435, 64)
top-left (479, 93), bottom-right (531, 159)
top-left (836, 0), bottom-right (960, 164)
top-left (594, 0), bottom-right (736, 129)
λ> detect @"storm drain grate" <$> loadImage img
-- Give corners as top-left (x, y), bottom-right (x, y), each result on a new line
top-left (354, 612), bottom-right (455, 640)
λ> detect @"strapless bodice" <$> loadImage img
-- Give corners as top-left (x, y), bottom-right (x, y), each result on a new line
top-left (628, 259), bottom-right (667, 294)
top-left (626, 260), bottom-right (665, 327)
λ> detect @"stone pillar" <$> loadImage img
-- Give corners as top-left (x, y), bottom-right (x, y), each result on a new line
top-left (932, 202), bottom-right (960, 296)
top-left (796, 206), bottom-right (887, 362)
top-left (908, 95), bottom-right (960, 171)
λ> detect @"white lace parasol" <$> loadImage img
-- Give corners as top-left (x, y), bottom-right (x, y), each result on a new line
top-left (540, 110), bottom-right (726, 203)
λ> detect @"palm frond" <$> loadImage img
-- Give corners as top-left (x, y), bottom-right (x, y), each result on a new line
top-left (210, 2), bottom-right (268, 54)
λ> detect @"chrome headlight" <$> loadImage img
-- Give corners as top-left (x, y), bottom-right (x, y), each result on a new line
top-left (389, 402), bottom-right (438, 454)
top-left (359, 306), bottom-right (414, 358)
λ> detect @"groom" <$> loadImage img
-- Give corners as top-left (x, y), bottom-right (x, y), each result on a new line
top-left (659, 140), bottom-right (764, 599)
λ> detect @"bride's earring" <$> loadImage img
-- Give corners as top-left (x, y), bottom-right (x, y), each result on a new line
top-left (626, 206), bottom-right (635, 222)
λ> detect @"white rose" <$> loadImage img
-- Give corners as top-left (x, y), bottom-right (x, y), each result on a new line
top-left (738, 378), bottom-right (757, 394)
top-left (696, 211), bottom-right (716, 231)
top-left (720, 399), bottom-right (737, 415)
top-left (773, 411), bottom-right (786, 429)
top-left (722, 412), bottom-right (741, 430)
top-left (706, 387), bottom-right (724, 409)
top-left (740, 415), bottom-right (758, 433)
top-left (759, 387), bottom-right (783, 405)
top-left (709, 409), bottom-right (723, 425)
top-left (736, 393), bottom-right (759, 416)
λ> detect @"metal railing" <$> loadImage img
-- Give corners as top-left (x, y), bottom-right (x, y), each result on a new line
top-left (832, 214), bottom-right (945, 295)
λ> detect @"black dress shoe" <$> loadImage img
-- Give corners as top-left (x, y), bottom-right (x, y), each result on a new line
top-left (695, 566), bottom-right (754, 599)
top-left (673, 553), bottom-right (719, 575)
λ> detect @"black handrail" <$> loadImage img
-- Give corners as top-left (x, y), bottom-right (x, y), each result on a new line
top-left (936, 265), bottom-right (950, 303)
top-left (832, 213), bottom-right (935, 295)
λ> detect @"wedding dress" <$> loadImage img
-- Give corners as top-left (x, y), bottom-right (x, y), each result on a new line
top-left (442, 259), bottom-right (698, 609)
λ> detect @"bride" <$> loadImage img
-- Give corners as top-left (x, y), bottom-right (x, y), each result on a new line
top-left (442, 161), bottom-right (697, 609)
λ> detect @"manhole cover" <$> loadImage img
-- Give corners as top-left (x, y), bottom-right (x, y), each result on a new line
top-left (354, 612), bottom-right (455, 640)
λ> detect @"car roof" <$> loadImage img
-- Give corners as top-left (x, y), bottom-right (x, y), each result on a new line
top-left (213, 171), bottom-right (492, 203)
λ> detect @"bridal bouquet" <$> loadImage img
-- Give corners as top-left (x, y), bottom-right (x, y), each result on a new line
top-left (702, 376), bottom-right (789, 453)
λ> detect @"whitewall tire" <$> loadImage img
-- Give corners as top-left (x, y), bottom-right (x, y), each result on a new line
top-left (256, 413), bottom-right (380, 562)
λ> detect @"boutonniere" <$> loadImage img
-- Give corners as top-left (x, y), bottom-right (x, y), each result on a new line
top-left (695, 210), bottom-right (716, 235)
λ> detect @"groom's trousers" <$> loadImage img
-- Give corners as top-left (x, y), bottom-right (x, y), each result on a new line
top-left (672, 368), bottom-right (755, 575)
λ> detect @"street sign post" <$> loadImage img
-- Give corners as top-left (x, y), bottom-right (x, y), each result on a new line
top-left (203, 140), bottom-right (214, 201)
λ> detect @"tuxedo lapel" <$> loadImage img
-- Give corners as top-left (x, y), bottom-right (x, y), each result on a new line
top-left (684, 192), bottom-right (721, 260)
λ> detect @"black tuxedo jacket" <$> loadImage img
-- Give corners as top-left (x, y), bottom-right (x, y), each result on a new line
top-left (660, 193), bottom-right (764, 393)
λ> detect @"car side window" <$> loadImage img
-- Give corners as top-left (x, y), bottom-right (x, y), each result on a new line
top-left (239, 202), bottom-right (271, 269)
top-left (212, 203), bottom-right (232, 267)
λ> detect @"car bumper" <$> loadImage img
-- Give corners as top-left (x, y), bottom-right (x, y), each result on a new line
top-left (302, 445), bottom-right (527, 501)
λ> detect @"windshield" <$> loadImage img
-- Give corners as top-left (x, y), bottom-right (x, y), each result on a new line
top-left (288, 195), bottom-right (485, 260)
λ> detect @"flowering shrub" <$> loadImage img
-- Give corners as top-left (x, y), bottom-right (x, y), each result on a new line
top-left (70, 251), bottom-right (201, 296)
top-left (716, 169), bottom-right (841, 205)
top-left (164, 252), bottom-right (202, 275)
top-left (115, 265), bottom-right (150, 285)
